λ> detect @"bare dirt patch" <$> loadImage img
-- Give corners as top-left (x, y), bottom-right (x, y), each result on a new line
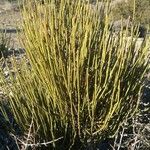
top-left (0, 1), bottom-right (22, 48)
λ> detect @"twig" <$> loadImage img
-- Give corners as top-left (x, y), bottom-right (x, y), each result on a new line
top-left (24, 116), bottom-right (34, 149)
top-left (10, 133), bottom-right (63, 148)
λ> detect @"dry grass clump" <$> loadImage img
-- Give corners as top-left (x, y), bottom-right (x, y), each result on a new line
top-left (0, 0), bottom-right (149, 149)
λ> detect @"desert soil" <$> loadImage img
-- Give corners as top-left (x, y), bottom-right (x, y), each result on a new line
top-left (0, 0), bottom-right (22, 48)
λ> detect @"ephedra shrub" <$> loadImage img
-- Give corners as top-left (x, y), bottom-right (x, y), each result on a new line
top-left (0, 0), bottom-right (149, 149)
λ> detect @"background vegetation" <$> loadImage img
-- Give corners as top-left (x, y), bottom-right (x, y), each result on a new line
top-left (112, 0), bottom-right (150, 29)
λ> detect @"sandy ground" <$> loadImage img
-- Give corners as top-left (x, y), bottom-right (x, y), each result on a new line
top-left (0, 1), bottom-right (22, 48)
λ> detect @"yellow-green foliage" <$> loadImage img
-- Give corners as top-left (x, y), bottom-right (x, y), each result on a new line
top-left (0, 0), bottom-right (149, 149)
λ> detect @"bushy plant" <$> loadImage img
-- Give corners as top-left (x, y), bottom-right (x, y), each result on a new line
top-left (0, 0), bottom-right (149, 149)
top-left (112, 0), bottom-right (150, 28)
